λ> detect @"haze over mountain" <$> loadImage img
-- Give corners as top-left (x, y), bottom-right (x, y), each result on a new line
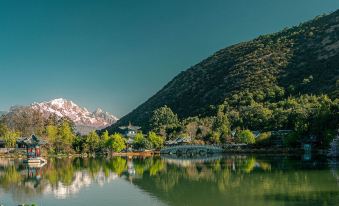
top-left (106, 9), bottom-right (339, 132)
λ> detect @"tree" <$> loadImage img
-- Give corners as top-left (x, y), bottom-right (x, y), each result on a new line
top-left (209, 131), bottom-right (221, 144)
top-left (72, 135), bottom-right (86, 153)
top-left (3, 130), bottom-right (20, 148)
top-left (108, 133), bottom-right (126, 152)
top-left (0, 123), bottom-right (9, 137)
top-left (182, 117), bottom-right (200, 139)
top-left (150, 105), bottom-right (180, 136)
top-left (101, 130), bottom-right (110, 145)
top-left (235, 130), bottom-right (256, 144)
top-left (241, 102), bottom-right (272, 130)
top-left (133, 132), bottom-right (145, 150)
top-left (58, 121), bottom-right (75, 153)
top-left (142, 138), bottom-right (153, 150)
top-left (212, 105), bottom-right (231, 143)
top-left (0, 123), bottom-right (20, 148)
top-left (46, 125), bottom-right (59, 153)
top-left (86, 131), bottom-right (100, 153)
top-left (148, 132), bottom-right (164, 149)
top-left (100, 130), bottom-right (110, 151)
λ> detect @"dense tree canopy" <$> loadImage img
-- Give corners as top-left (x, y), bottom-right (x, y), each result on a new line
top-left (150, 105), bottom-right (180, 134)
top-left (108, 133), bottom-right (126, 152)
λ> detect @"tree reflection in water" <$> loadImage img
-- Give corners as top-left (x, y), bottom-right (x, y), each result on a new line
top-left (0, 155), bottom-right (337, 205)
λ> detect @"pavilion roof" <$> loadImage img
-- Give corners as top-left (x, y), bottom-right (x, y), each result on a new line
top-left (119, 123), bottom-right (141, 131)
top-left (17, 135), bottom-right (47, 146)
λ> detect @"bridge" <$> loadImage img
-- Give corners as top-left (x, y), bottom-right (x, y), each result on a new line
top-left (160, 145), bottom-right (223, 155)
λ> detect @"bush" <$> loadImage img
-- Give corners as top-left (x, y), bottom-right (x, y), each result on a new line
top-left (133, 133), bottom-right (145, 150)
top-left (236, 130), bottom-right (256, 144)
top-left (148, 132), bottom-right (164, 149)
top-left (108, 133), bottom-right (126, 152)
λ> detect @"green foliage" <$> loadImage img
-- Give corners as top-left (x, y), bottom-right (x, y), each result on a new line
top-left (108, 11), bottom-right (339, 148)
top-left (57, 121), bottom-right (75, 153)
top-left (108, 133), bottom-right (126, 152)
top-left (46, 125), bottom-right (58, 143)
top-left (133, 132), bottom-right (145, 150)
top-left (0, 123), bottom-right (9, 137)
top-left (147, 132), bottom-right (164, 149)
top-left (111, 157), bottom-right (127, 175)
top-left (209, 131), bottom-right (221, 144)
top-left (142, 138), bottom-right (153, 150)
top-left (212, 105), bottom-right (231, 143)
top-left (3, 130), bottom-right (20, 148)
top-left (0, 123), bottom-right (19, 148)
top-left (243, 157), bottom-right (257, 173)
top-left (149, 105), bottom-right (180, 135)
top-left (226, 94), bottom-right (338, 147)
top-left (236, 130), bottom-right (256, 144)
top-left (85, 131), bottom-right (100, 153)
top-left (101, 130), bottom-right (110, 147)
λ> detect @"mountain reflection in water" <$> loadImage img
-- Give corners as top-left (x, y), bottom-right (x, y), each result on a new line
top-left (0, 155), bottom-right (338, 206)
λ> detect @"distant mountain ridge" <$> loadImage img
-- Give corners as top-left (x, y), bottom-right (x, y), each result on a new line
top-left (29, 98), bottom-right (118, 134)
top-left (106, 9), bottom-right (339, 132)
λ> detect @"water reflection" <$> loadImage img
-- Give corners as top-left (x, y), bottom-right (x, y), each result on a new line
top-left (0, 155), bottom-right (338, 206)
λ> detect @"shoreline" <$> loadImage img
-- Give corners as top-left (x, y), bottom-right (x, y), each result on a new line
top-left (0, 148), bottom-right (329, 159)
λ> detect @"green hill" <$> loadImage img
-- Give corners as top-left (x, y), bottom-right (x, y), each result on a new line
top-left (107, 10), bottom-right (339, 133)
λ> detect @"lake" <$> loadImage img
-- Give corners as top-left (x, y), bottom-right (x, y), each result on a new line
top-left (0, 155), bottom-right (338, 206)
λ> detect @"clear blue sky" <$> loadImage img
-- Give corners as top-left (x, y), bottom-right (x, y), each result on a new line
top-left (0, 0), bottom-right (338, 117)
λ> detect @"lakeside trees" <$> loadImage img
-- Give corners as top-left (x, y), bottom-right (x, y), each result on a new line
top-left (235, 130), bottom-right (256, 144)
top-left (147, 94), bottom-right (338, 148)
top-left (150, 105), bottom-right (180, 138)
top-left (0, 106), bottom-right (166, 153)
top-left (107, 133), bottom-right (126, 152)
top-left (0, 124), bottom-right (20, 148)
top-left (0, 107), bottom-right (129, 154)
top-left (0, 93), bottom-right (337, 153)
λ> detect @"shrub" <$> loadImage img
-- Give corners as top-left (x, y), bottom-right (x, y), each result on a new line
top-left (236, 130), bottom-right (256, 144)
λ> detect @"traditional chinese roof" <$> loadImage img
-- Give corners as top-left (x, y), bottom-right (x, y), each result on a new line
top-left (17, 135), bottom-right (47, 146)
top-left (119, 122), bottom-right (141, 131)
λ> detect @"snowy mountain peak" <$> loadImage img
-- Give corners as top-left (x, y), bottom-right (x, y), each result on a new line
top-left (30, 98), bottom-right (118, 134)
top-left (50, 98), bottom-right (67, 104)
top-left (94, 108), bottom-right (103, 113)
top-left (43, 98), bottom-right (80, 110)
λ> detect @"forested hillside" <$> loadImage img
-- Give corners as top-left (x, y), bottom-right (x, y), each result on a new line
top-left (107, 10), bottom-right (339, 144)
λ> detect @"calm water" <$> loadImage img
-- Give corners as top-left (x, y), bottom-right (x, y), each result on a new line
top-left (0, 155), bottom-right (338, 206)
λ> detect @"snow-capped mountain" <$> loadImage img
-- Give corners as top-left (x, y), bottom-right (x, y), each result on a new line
top-left (30, 98), bottom-right (118, 134)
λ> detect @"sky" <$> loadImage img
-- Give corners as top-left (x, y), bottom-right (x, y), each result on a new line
top-left (0, 0), bottom-right (339, 117)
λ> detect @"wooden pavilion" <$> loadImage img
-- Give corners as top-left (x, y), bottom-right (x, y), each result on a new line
top-left (17, 135), bottom-right (47, 166)
top-left (119, 123), bottom-right (141, 144)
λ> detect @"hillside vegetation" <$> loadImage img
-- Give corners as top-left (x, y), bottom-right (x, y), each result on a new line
top-left (107, 10), bottom-right (339, 146)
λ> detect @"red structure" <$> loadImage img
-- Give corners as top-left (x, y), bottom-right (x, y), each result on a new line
top-left (17, 135), bottom-right (46, 159)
